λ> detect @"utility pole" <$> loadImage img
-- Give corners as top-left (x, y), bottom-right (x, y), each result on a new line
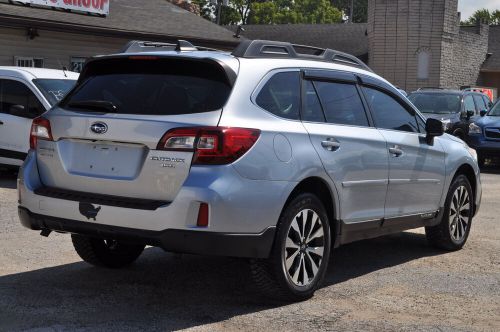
top-left (349, 0), bottom-right (354, 23)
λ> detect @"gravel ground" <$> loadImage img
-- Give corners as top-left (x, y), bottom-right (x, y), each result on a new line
top-left (0, 167), bottom-right (499, 332)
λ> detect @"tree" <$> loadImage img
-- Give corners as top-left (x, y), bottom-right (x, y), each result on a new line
top-left (250, 0), bottom-right (342, 24)
top-left (331, 0), bottom-right (368, 23)
top-left (463, 8), bottom-right (500, 25)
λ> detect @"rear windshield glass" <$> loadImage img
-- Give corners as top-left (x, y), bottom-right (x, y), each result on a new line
top-left (407, 93), bottom-right (461, 114)
top-left (61, 58), bottom-right (232, 115)
top-left (33, 79), bottom-right (77, 106)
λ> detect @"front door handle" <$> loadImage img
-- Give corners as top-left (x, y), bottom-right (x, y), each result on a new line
top-left (321, 138), bottom-right (340, 151)
top-left (389, 145), bottom-right (403, 157)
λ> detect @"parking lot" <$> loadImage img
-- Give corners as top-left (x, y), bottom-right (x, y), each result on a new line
top-left (0, 168), bottom-right (499, 332)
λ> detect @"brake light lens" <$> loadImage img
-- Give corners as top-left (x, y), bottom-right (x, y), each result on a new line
top-left (30, 117), bottom-right (53, 149)
top-left (157, 127), bottom-right (260, 165)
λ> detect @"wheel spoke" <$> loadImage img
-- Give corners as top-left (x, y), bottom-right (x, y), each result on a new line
top-left (306, 246), bottom-right (324, 258)
top-left (306, 252), bottom-right (319, 276)
top-left (290, 218), bottom-right (301, 238)
top-left (306, 226), bottom-right (324, 244)
top-left (285, 249), bottom-right (300, 271)
top-left (301, 255), bottom-right (308, 285)
top-left (291, 255), bottom-right (302, 284)
top-left (305, 213), bottom-right (318, 243)
top-left (286, 237), bottom-right (299, 249)
top-left (460, 202), bottom-right (470, 213)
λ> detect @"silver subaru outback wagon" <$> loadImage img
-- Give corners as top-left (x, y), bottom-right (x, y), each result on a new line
top-left (18, 40), bottom-right (481, 301)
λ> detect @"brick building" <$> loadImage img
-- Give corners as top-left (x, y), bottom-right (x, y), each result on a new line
top-left (230, 0), bottom-right (500, 98)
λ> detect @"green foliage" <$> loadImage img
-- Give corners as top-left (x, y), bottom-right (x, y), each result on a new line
top-left (192, 0), bottom-right (214, 21)
top-left (463, 8), bottom-right (500, 25)
top-left (220, 5), bottom-right (241, 25)
top-left (250, 0), bottom-right (343, 24)
top-left (331, 0), bottom-right (368, 23)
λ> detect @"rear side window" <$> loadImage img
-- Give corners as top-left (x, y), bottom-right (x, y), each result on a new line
top-left (314, 81), bottom-right (369, 127)
top-left (0, 79), bottom-right (44, 119)
top-left (363, 87), bottom-right (419, 133)
top-left (255, 71), bottom-right (300, 120)
top-left (61, 58), bottom-right (231, 115)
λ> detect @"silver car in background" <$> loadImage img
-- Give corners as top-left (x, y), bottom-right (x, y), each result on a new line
top-left (18, 40), bottom-right (481, 301)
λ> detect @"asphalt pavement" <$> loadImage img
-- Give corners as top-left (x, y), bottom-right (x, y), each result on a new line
top-left (0, 167), bottom-right (499, 331)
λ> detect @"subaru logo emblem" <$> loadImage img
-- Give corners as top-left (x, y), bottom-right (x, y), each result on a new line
top-left (90, 122), bottom-right (108, 134)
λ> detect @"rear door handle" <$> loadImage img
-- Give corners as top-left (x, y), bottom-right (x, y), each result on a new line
top-left (389, 146), bottom-right (403, 157)
top-left (321, 138), bottom-right (340, 151)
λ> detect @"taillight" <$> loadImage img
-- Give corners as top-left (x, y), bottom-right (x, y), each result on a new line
top-left (30, 117), bottom-right (53, 149)
top-left (157, 127), bottom-right (260, 165)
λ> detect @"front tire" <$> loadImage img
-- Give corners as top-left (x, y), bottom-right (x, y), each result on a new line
top-left (250, 193), bottom-right (331, 302)
top-left (425, 174), bottom-right (473, 250)
top-left (71, 234), bottom-right (145, 268)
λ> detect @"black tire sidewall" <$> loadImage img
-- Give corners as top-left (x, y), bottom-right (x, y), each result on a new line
top-left (272, 193), bottom-right (331, 298)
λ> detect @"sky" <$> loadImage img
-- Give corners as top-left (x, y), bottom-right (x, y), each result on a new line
top-left (458, 0), bottom-right (500, 21)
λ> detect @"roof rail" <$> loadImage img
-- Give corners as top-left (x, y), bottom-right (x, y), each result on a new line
top-left (120, 40), bottom-right (221, 53)
top-left (416, 87), bottom-right (446, 91)
top-left (231, 39), bottom-right (373, 72)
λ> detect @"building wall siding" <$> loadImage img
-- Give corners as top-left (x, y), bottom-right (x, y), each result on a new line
top-left (0, 26), bottom-right (128, 70)
top-left (440, 25), bottom-right (489, 89)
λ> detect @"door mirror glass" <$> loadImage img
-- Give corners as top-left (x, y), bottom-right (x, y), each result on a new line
top-left (426, 118), bottom-right (444, 137)
top-left (480, 109), bottom-right (487, 117)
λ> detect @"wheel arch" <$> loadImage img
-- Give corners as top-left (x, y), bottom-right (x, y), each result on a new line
top-left (452, 163), bottom-right (477, 214)
top-left (283, 176), bottom-right (340, 245)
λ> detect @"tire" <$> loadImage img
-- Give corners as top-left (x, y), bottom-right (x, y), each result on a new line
top-left (425, 174), bottom-right (474, 251)
top-left (250, 193), bottom-right (331, 302)
top-left (71, 234), bottom-right (145, 268)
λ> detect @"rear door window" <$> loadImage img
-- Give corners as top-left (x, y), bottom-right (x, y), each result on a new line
top-left (255, 71), bottom-right (301, 120)
top-left (61, 58), bottom-right (232, 115)
top-left (302, 80), bottom-right (325, 122)
top-left (314, 81), bottom-right (369, 127)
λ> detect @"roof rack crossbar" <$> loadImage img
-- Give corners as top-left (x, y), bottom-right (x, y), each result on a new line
top-left (231, 40), bottom-right (373, 72)
top-left (120, 40), bottom-right (222, 54)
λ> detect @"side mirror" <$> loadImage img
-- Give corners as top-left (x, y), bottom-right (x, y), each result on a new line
top-left (480, 109), bottom-right (487, 117)
top-left (425, 118), bottom-right (444, 144)
top-left (466, 110), bottom-right (475, 119)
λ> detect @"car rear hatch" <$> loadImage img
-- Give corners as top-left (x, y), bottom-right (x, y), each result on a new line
top-left (33, 55), bottom-right (237, 203)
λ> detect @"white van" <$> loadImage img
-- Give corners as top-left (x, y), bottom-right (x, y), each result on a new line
top-left (0, 67), bottom-right (78, 168)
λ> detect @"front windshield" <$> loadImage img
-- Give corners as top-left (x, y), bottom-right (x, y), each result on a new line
top-left (489, 101), bottom-right (500, 116)
top-left (408, 93), bottom-right (461, 114)
top-left (33, 79), bottom-right (77, 106)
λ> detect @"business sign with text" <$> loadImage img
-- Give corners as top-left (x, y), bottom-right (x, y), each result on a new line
top-left (16, 0), bottom-right (109, 16)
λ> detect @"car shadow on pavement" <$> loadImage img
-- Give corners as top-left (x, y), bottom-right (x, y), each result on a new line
top-left (0, 230), bottom-right (444, 330)
top-left (0, 169), bottom-right (17, 189)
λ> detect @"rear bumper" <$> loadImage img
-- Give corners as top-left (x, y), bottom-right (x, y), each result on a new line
top-left (18, 206), bottom-right (275, 258)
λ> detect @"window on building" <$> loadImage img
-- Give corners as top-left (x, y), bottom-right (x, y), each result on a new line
top-left (363, 87), bottom-right (419, 133)
top-left (314, 81), bottom-right (369, 127)
top-left (417, 50), bottom-right (430, 80)
top-left (255, 71), bottom-right (301, 120)
top-left (15, 57), bottom-right (44, 68)
top-left (0, 79), bottom-right (44, 118)
top-left (70, 57), bottom-right (87, 73)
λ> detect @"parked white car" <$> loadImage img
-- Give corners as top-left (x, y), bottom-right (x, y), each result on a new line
top-left (0, 67), bottom-right (78, 168)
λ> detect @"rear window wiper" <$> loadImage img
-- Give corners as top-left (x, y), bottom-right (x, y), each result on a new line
top-left (66, 100), bottom-right (118, 113)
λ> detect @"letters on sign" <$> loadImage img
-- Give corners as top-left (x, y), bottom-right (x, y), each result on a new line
top-left (15, 0), bottom-right (109, 16)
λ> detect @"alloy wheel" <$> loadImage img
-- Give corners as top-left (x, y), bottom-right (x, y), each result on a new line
top-left (449, 185), bottom-right (470, 242)
top-left (284, 209), bottom-right (325, 287)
